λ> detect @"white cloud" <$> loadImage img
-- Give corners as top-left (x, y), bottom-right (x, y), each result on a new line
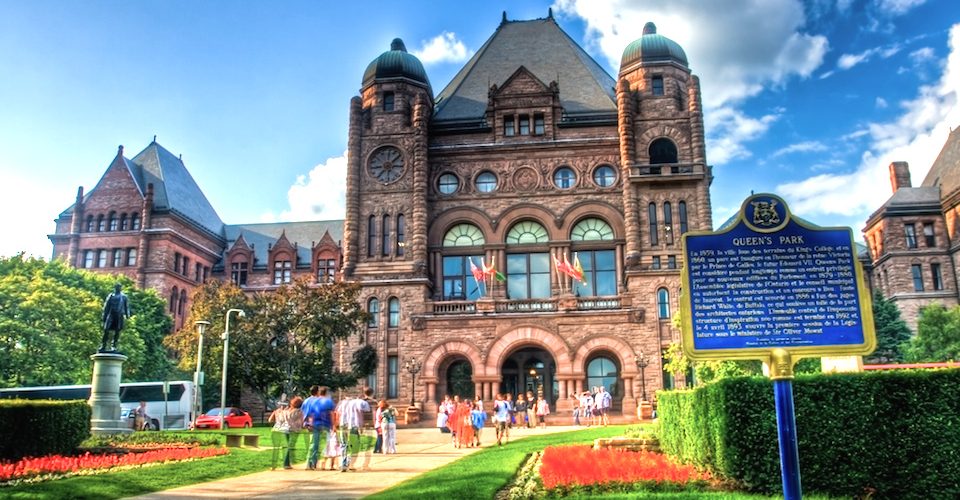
top-left (554, 0), bottom-right (826, 165)
top-left (705, 107), bottom-right (780, 164)
top-left (772, 141), bottom-right (828, 158)
top-left (778, 23), bottom-right (960, 218)
top-left (0, 172), bottom-right (59, 258)
top-left (876, 96), bottom-right (888, 108)
top-left (411, 32), bottom-right (473, 65)
top-left (910, 46), bottom-right (935, 61)
top-left (876, 0), bottom-right (927, 15)
top-left (261, 152), bottom-right (348, 223)
top-left (835, 43), bottom-right (901, 71)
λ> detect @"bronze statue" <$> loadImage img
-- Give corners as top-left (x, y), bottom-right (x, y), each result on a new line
top-left (100, 283), bottom-right (131, 352)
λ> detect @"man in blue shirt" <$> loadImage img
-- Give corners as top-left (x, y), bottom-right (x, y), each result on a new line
top-left (302, 385), bottom-right (335, 470)
top-left (493, 393), bottom-right (511, 447)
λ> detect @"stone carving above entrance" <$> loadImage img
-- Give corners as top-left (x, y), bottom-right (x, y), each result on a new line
top-left (513, 167), bottom-right (540, 192)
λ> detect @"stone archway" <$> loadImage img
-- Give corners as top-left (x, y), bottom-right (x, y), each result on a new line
top-left (483, 326), bottom-right (574, 410)
top-left (420, 340), bottom-right (484, 415)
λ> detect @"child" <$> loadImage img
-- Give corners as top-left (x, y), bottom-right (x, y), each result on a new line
top-left (469, 402), bottom-right (487, 447)
top-left (322, 410), bottom-right (341, 470)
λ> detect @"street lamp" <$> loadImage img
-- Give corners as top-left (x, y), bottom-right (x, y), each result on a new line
top-left (220, 308), bottom-right (245, 430)
top-left (636, 350), bottom-right (649, 402)
top-left (403, 357), bottom-right (421, 407)
top-left (193, 320), bottom-right (210, 429)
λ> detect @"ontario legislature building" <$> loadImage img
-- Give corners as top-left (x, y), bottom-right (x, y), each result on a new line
top-left (49, 12), bottom-right (716, 419)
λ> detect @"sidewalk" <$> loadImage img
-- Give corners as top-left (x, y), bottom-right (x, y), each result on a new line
top-left (132, 425), bottom-right (582, 499)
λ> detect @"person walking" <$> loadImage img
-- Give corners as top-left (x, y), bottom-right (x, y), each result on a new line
top-left (469, 401), bottom-right (487, 447)
top-left (525, 391), bottom-right (536, 429)
top-left (270, 396), bottom-right (304, 469)
top-left (335, 387), bottom-right (374, 471)
top-left (302, 385), bottom-right (334, 470)
top-left (373, 400), bottom-right (385, 454)
top-left (535, 396), bottom-right (550, 429)
top-left (321, 409), bottom-right (340, 470)
top-left (493, 393), bottom-right (510, 447)
top-left (571, 393), bottom-right (581, 426)
top-left (596, 386), bottom-right (613, 426)
top-left (381, 401), bottom-right (398, 453)
top-left (514, 394), bottom-right (527, 431)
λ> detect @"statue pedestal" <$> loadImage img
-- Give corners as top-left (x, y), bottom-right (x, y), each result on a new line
top-left (89, 352), bottom-right (132, 435)
top-left (405, 406), bottom-right (421, 425)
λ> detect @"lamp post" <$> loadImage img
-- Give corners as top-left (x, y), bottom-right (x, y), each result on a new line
top-left (403, 358), bottom-right (421, 407)
top-left (193, 320), bottom-right (210, 429)
top-left (636, 350), bottom-right (649, 402)
top-left (220, 309), bottom-right (245, 430)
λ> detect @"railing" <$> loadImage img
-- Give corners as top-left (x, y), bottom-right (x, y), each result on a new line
top-left (576, 297), bottom-right (621, 310)
top-left (495, 299), bottom-right (557, 312)
top-left (630, 163), bottom-right (700, 177)
top-left (432, 301), bottom-right (477, 315)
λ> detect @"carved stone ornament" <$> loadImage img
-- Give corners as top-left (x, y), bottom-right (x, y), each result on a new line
top-left (411, 316), bottom-right (425, 331)
top-left (632, 308), bottom-right (645, 323)
top-left (513, 167), bottom-right (539, 192)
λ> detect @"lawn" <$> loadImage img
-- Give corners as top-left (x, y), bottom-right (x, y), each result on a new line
top-left (0, 426), bottom-right (289, 500)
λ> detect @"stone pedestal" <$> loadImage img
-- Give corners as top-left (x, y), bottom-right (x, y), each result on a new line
top-left (639, 400), bottom-right (654, 420)
top-left (404, 406), bottom-right (421, 425)
top-left (89, 352), bottom-right (132, 435)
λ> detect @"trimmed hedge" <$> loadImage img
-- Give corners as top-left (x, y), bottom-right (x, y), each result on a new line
top-left (0, 399), bottom-right (91, 460)
top-left (658, 369), bottom-right (960, 498)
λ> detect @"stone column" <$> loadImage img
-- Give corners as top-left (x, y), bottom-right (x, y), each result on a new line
top-left (89, 352), bottom-right (132, 435)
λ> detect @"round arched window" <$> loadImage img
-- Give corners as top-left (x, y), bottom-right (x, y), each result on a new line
top-left (649, 138), bottom-right (678, 164)
top-left (475, 171), bottom-right (498, 193)
top-left (506, 221), bottom-right (549, 244)
top-left (592, 165), bottom-right (616, 187)
top-left (571, 218), bottom-right (614, 241)
top-left (553, 167), bottom-right (577, 189)
top-left (587, 357), bottom-right (619, 396)
top-left (438, 173), bottom-right (459, 194)
top-left (443, 223), bottom-right (485, 247)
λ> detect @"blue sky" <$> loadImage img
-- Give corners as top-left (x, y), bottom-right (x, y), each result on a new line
top-left (1, 0), bottom-right (958, 259)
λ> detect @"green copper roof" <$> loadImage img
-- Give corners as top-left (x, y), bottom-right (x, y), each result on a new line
top-left (361, 38), bottom-right (431, 92)
top-left (621, 22), bottom-right (688, 69)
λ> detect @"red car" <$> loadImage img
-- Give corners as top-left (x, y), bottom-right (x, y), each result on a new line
top-left (195, 407), bottom-right (253, 429)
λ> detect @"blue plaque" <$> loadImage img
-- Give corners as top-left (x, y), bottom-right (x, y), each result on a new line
top-left (680, 193), bottom-right (876, 360)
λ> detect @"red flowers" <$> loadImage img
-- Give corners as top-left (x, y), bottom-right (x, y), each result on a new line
top-left (539, 445), bottom-right (710, 490)
top-left (0, 447), bottom-right (228, 482)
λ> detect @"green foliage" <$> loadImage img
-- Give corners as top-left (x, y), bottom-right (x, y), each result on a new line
top-left (0, 255), bottom-right (176, 388)
top-left (905, 303), bottom-right (960, 362)
top-left (0, 399), bottom-right (91, 460)
top-left (658, 369), bottom-right (960, 497)
top-left (350, 344), bottom-right (378, 378)
top-left (867, 291), bottom-right (913, 363)
top-left (164, 278), bottom-right (371, 409)
top-left (661, 343), bottom-right (690, 382)
top-left (81, 432), bottom-right (222, 449)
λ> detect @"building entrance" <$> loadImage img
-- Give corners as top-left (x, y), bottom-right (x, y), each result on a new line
top-left (500, 347), bottom-right (556, 405)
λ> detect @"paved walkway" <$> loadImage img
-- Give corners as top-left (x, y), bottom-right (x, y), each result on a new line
top-left (133, 425), bottom-right (583, 499)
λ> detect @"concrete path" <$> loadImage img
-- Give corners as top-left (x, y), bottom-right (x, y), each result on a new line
top-left (132, 425), bottom-right (583, 499)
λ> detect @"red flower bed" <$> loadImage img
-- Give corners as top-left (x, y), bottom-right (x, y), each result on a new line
top-left (539, 445), bottom-right (710, 490)
top-left (0, 447), bottom-right (229, 482)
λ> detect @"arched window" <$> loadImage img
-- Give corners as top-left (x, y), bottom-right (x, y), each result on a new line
top-left (169, 286), bottom-right (178, 313)
top-left (178, 290), bottom-right (187, 317)
top-left (649, 138), bottom-right (678, 164)
top-left (571, 218), bottom-right (616, 297)
top-left (663, 202), bottom-right (673, 245)
top-left (446, 359), bottom-right (475, 399)
top-left (679, 201), bottom-right (688, 234)
top-left (382, 215), bottom-right (391, 256)
top-left (506, 220), bottom-right (550, 299)
top-left (657, 288), bottom-right (670, 319)
top-left (126, 248), bottom-right (137, 267)
top-left (97, 249), bottom-right (108, 267)
top-left (97, 215), bottom-right (106, 232)
top-left (443, 224), bottom-right (485, 246)
top-left (388, 297), bottom-right (400, 328)
top-left (83, 250), bottom-right (94, 268)
top-left (442, 224), bottom-right (485, 301)
top-left (506, 221), bottom-right (548, 244)
top-left (108, 212), bottom-right (118, 231)
top-left (131, 213), bottom-right (141, 230)
top-left (587, 357), bottom-right (619, 396)
top-left (367, 298), bottom-right (380, 328)
top-left (396, 214), bottom-right (405, 256)
top-left (85, 215), bottom-right (95, 232)
top-left (648, 203), bottom-right (658, 246)
top-left (119, 213), bottom-right (128, 231)
top-left (367, 215), bottom-right (377, 257)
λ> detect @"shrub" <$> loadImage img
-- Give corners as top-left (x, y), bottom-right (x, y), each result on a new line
top-left (657, 369), bottom-right (960, 497)
top-left (0, 400), bottom-right (91, 460)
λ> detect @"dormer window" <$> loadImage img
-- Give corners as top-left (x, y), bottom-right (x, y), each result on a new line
top-left (534, 113), bottom-right (545, 135)
top-left (652, 76), bottom-right (664, 95)
top-left (383, 92), bottom-right (395, 111)
top-left (504, 115), bottom-right (515, 136)
top-left (519, 115), bottom-right (530, 135)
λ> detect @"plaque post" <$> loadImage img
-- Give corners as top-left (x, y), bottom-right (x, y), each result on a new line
top-left (769, 349), bottom-right (802, 500)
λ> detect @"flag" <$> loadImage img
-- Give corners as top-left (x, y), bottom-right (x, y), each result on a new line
top-left (572, 252), bottom-right (586, 284)
top-left (482, 256), bottom-right (496, 277)
top-left (494, 271), bottom-right (506, 283)
top-left (469, 257), bottom-right (484, 283)
top-left (553, 254), bottom-right (569, 276)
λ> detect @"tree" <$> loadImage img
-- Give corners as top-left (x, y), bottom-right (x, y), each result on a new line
top-left (0, 254), bottom-right (176, 388)
top-left (165, 277), bottom-right (371, 409)
top-left (865, 291), bottom-right (912, 363)
top-left (904, 303), bottom-right (960, 362)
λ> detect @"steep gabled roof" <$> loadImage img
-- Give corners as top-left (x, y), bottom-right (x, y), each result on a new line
top-left (223, 220), bottom-right (344, 269)
top-left (433, 16), bottom-right (617, 123)
top-left (921, 126), bottom-right (960, 198)
top-left (129, 141), bottom-right (225, 236)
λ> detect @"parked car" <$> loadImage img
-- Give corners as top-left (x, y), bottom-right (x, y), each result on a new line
top-left (195, 407), bottom-right (253, 429)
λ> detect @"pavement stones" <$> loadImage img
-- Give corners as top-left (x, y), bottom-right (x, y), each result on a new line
top-left (132, 425), bottom-right (582, 499)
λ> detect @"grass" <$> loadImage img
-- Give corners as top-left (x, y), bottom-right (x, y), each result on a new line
top-left (0, 427), bottom-right (295, 500)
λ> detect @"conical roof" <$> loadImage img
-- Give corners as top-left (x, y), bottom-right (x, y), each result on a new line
top-left (361, 38), bottom-right (431, 93)
top-left (620, 22), bottom-right (688, 70)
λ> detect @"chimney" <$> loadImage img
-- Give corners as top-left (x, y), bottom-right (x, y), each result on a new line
top-left (888, 162), bottom-right (911, 192)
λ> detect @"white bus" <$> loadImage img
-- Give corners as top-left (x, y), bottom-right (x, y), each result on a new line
top-left (0, 380), bottom-right (195, 431)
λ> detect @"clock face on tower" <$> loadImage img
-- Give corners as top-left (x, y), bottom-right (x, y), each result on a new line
top-left (368, 146), bottom-right (405, 184)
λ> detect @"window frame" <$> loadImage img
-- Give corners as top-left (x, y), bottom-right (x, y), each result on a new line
top-left (438, 173), bottom-right (459, 194)
top-left (388, 297), bottom-right (400, 328)
top-left (553, 167), bottom-right (576, 190)
top-left (652, 75), bottom-right (664, 95)
top-left (905, 224), bottom-right (917, 249)
top-left (504, 114), bottom-right (515, 136)
top-left (383, 91), bottom-right (395, 112)
top-left (931, 263), bottom-right (943, 291)
top-left (592, 165), bottom-right (616, 187)
top-left (911, 264), bottom-right (924, 291)
top-left (475, 171), bottom-right (497, 193)
top-left (657, 288), bottom-right (670, 319)
top-left (367, 298), bottom-right (380, 328)
top-left (648, 203), bottom-right (658, 246)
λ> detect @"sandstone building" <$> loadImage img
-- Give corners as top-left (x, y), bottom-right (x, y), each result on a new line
top-left (50, 13), bottom-right (712, 418)
top-left (863, 129), bottom-right (960, 331)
